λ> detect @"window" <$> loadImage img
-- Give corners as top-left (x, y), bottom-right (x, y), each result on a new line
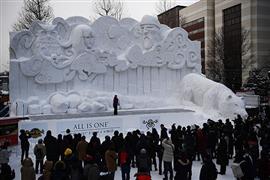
top-left (223, 4), bottom-right (242, 90)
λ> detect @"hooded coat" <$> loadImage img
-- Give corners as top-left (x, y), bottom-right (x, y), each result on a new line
top-left (52, 160), bottom-right (70, 180)
top-left (76, 139), bottom-right (88, 161)
top-left (83, 163), bottom-right (100, 180)
top-left (34, 143), bottom-right (46, 160)
top-left (105, 149), bottom-right (117, 172)
top-left (216, 138), bottom-right (229, 166)
top-left (0, 148), bottom-right (10, 164)
top-left (162, 139), bottom-right (174, 162)
top-left (199, 159), bottom-right (217, 180)
top-left (21, 158), bottom-right (36, 180)
top-left (43, 160), bottom-right (53, 180)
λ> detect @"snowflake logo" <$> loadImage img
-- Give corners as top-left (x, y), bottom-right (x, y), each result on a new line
top-left (143, 119), bottom-right (158, 129)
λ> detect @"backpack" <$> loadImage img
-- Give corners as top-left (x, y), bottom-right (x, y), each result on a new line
top-left (136, 174), bottom-right (151, 180)
top-left (119, 151), bottom-right (128, 165)
top-left (231, 161), bottom-right (244, 178)
top-left (36, 147), bottom-right (43, 159)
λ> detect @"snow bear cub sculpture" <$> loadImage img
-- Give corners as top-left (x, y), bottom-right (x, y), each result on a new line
top-left (180, 73), bottom-right (247, 119)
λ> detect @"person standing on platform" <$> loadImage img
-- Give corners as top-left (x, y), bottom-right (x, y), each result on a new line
top-left (113, 95), bottom-right (120, 115)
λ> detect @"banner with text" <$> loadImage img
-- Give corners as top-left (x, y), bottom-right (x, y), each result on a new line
top-left (56, 117), bottom-right (122, 138)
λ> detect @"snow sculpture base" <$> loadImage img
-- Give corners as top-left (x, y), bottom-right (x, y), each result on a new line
top-left (19, 108), bottom-right (208, 140)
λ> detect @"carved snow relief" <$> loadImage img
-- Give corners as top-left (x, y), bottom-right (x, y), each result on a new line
top-left (10, 15), bottom-right (202, 116)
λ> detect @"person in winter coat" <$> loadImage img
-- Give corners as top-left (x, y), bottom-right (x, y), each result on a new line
top-left (160, 124), bottom-right (168, 141)
top-left (0, 163), bottom-right (15, 180)
top-left (105, 144), bottom-right (118, 180)
top-left (100, 135), bottom-right (111, 167)
top-left (134, 167), bottom-right (151, 180)
top-left (195, 128), bottom-right (207, 161)
top-left (63, 148), bottom-right (82, 180)
top-left (174, 150), bottom-right (190, 180)
top-left (57, 134), bottom-right (65, 160)
top-left (162, 138), bottom-right (174, 180)
top-left (21, 158), bottom-right (36, 180)
top-left (87, 133), bottom-right (102, 167)
top-left (44, 130), bottom-right (59, 164)
top-left (146, 131), bottom-right (157, 171)
top-left (83, 154), bottom-right (100, 180)
top-left (90, 132), bottom-right (101, 149)
top-left (34, 139), bottom-right (46, 174)
top-left (240, 150), bottom-right (255, 180)
top-left (257, 150), bottom-right (270, 180)
top-left (118, 145), bottom-right (131, 180)
top-left (216, 137), bottom-right (229, 175)
top-left (136, 134), bottom-right (150, 157)
top-left (52, 160), bottom-right (70, 180)
top-left (113, 95), bottom-right (120, 115)
top-left (76, 136), bottom-right (88, 165)
top-left (40, 160), bottom-right (53, 180)
top-left (199, 155), bottom-right (217, 180)
top-left (0, 142), bottom-right (10, 164)
top-left (136, 148), bottom-right (151, 174)
top-left (124, 132), bottom-right (136, 168)
top-left (152, 128), bottom-right (162, 174)
top-left (19, 129), bottom-right (31, 163)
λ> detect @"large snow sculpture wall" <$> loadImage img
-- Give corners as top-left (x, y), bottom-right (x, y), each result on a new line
top-left (10, 15), bottom-right (201, 116)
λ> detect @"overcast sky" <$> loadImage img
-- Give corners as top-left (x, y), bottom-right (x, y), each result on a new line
top-left (0, 0), bottom-right (199, 72)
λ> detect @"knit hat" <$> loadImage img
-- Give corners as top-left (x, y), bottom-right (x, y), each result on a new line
top-left (140, 148), bottom-right (147, 154)
top-left (64, 148), bottom-right (72, 156)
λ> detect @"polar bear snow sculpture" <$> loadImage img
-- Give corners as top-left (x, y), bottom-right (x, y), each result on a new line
top-left (179, 73), bottom-right (248, 119)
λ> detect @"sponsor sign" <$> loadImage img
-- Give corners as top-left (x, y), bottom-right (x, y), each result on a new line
top-left (140, 115), bottom-right (160, 132)
top-left (56, 118), bottom-right (122, 138)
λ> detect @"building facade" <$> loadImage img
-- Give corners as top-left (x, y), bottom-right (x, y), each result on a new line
top-left (158, 0), bottom-right (270, 90)
top-left (158, 5), bottom-right (186, 28)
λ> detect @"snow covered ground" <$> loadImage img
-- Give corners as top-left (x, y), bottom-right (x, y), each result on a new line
top-left (9, 145), bottom-right (237, 180)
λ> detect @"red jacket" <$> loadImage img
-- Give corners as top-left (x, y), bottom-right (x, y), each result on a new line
top-left (135, 172), bottom-right (151, 180)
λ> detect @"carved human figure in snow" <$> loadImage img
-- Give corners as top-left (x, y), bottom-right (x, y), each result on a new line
top-left (69, 24), bottom-right (108, 81)
top-left (69, 24), bottom-right (95, 55)
top-left (140, 15), bottom-right (162, 50)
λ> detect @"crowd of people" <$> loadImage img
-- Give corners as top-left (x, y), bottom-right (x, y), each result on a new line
top-left (0, 114), bottom-right (270, 180)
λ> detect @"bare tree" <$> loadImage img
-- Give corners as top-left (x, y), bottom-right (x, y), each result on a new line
top-left (206, 28), bottom-right (225, 82)
top-left (241, 29), bottom-right (254, 69)
top-left (155, 0), bottom-right (176, 14)
top-left (93, 0), bottom-right (124, 20)
top-left (13, 0), bottom-right (54, 31)
top-left (207, 28), bottom-right (252, 83)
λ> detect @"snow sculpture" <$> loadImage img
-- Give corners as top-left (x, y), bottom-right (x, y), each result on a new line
top-left (9, 15), bottom-right (245, 119)
top-left (140, 15), bottom-right (162, 50)
top-left (179, 74), bottom-right (248, 119)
